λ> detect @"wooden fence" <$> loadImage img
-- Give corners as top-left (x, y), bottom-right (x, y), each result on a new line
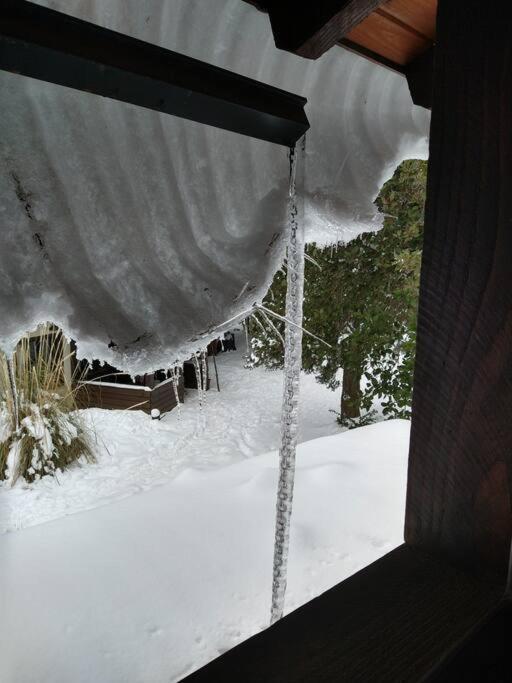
top-left (77, 375), bottom-right (184, 415)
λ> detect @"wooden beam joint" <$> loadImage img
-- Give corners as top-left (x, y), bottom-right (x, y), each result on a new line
top-left (244, 0), bottom-right (386, 60)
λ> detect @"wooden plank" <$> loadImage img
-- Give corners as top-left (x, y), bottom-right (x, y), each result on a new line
top-left (338, 37), bottom-right (405, 75)
top-left (77, 384), bottom-right (150, 412)
top-left (345, 10), bottom-right (431, 65)
top-left (379, 0), bottom-right (437, 40)
top-left (91, 394), bottom-right (148, 404)
top-left (85, 386), bottom-right (147, 398)
top-left (83, 396), bottom-right (149, 408)
top-left (429, 602), bottom-right (512, 681)
top-left (150, 381), bottom-right (178, 413)
top-left (181, 545), bottom-right (503, 682)
top-left (0, 0), bottom-right (309, 147)
top-left (405, 0), bottom-right (512, 582)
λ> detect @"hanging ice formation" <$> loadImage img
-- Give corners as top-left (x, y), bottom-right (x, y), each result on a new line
top-left (192, 350), bottom-right (208, 408)
top-left (171, 366), bottom-right (182, 419)
top-left (192, 353), bottom-right (202, 407)
top-left (211, 351), bottom-right (220, 392)
top-left (258, 308), bottom-right (285, 347)
top-left (270, 137), bottom-right (306, 625)
top-left (201, 351), bottom-right (208, 397)
top-left (243, 321), bottom-right (250, 361)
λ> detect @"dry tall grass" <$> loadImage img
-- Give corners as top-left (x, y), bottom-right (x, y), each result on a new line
top-left (0, 326), bottom-right (94, 485)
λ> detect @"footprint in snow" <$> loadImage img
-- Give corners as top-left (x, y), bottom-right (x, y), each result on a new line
top-left (147, 625), bottom-right (163, 637)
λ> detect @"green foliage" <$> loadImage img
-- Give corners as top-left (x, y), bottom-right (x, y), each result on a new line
top-left (248, 158), bottom-right (428, 424)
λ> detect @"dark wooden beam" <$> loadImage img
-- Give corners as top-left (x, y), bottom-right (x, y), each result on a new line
top-left (245, 0), bottom-right (386, 59)
top-left (405, 0), bottom-right (512, 581)
top-left (405, 46), bottom-right (434, 109)
top-left (0, 0), bottom-right (309, 147)
top-left (181, 545), bottom-right (503, 681)
top-left (429, 602), bottom-right (512, 681)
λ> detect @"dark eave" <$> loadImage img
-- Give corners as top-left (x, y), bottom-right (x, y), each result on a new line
top-left (244, 0), bottom-right (384, 59)
top-left (244, 0), bottom-right (437, 108)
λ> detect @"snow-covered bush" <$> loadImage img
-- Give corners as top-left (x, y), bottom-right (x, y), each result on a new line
top-left (0, 333), bottom-right (94, 486)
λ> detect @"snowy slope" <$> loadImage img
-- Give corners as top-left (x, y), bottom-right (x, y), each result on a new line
top-left (0, 0), bottom-right (429, 370)
top-left (0, 420), bottom-right (410, 683)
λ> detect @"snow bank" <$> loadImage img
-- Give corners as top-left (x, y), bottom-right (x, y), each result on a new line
top-left (0, 0), bottom-right (429, 371)
top-left (0, 419), bottom-right (410, 683)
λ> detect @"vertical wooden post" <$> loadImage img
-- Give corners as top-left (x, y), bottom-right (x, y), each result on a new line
top-left (405, 1), bottom-right (512, 582)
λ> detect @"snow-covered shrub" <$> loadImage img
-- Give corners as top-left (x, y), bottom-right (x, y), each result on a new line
top-left (0, 332), bottom-right (94, 486)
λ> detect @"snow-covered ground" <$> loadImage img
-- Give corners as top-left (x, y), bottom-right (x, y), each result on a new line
top-left (1, 422), bottom-right (409, 683)
top-left (0, 344), bottom-right (341, 532)
top-left (0, 346), bottom-right (411, 683)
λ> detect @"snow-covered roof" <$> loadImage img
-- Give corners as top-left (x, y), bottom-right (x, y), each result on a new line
top-left (0, 0), bottom-right (429, 372)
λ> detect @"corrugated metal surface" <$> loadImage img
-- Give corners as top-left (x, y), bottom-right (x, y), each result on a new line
top-left (0, 0), bottom-right (429, 372)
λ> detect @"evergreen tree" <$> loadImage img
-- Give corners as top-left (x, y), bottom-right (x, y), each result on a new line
top-left (248, 158), bottom-right (428, 425)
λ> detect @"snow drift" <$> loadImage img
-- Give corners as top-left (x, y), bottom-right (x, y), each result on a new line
top-left (0, 0), bottom-right (430, 371)
top-left (0, 420), bottom-right (410, 683)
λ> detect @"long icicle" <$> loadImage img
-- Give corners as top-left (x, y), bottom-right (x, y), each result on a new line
top-left (171, 366), bottom-right (182, 419)
top-left (250, 310), bottom-right (268, 337)
top-left (270, 136), bottom-right (306, 624)
top-left (257, 304), bottom-right (332, 349)
top-left (200, 350), bottom-right (208, 399)
top-left (258, 308), bottom-right (285, 348)
top-left (244, 319), bottom-right (251, 364)
top-left (212, 352), bottom-right (220, 392)
top-left (193, 353), bottom-right (203, 408)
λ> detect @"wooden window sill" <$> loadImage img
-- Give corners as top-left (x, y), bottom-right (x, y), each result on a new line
top-left (182, 545), bottom-right (505, 682)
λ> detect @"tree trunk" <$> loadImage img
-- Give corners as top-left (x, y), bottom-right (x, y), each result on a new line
top-left (341, 366), bottom-right (362, 418)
